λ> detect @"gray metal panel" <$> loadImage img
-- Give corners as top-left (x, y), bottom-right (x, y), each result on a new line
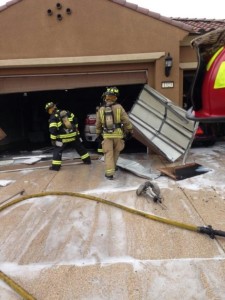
top-left (129, 85), bottom-right (198, 162)
top-left (117, 157), bottom-right (161, 180)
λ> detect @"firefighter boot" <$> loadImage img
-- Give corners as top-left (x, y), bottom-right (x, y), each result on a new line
top-left (105, 174), bottom-right (113, 180)
top-left (49, 165), bottom-right (61, 171)
top-left (83, 158), bottom-right (91, 165)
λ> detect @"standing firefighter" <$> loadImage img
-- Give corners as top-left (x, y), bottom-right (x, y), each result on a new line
top-left (96, 87), bottom-right (133, 180)
top-left (45, 102), bottom-right (91, 171)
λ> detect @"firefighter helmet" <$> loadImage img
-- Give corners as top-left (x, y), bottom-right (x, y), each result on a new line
top-left (105, 87), bottom-right (120, 97)
top-left (45, 102), bottom-right (56, 112)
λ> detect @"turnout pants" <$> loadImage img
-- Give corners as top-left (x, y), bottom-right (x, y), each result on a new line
top-left (51, 139), bottom-right (91, 169)
top-left (102, 138), bottom-right (124, 177)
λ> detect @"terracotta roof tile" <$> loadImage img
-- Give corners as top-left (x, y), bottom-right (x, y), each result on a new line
top-left (173, 18), bottom-right (225, 34)
top-left (109, 1), bottom-right (225, 34)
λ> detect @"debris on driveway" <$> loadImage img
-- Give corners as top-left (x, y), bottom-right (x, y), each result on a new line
top-left (158, 162), bottom-right (212, 180)
top-left (116, 156), bottom-right (161, 179)
top-left (0, 179), bottom-right (15, 187)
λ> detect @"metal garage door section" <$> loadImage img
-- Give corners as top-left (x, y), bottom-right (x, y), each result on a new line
top-left (129, 85), bottom-right (198, 162)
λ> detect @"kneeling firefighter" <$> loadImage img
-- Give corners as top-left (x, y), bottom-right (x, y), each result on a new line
top-left (45, 102), bottom-right (91, 171)
top-left (96, 87), bottom-right (133, 180)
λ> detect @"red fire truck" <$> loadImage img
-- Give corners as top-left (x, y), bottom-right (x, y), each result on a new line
top-left (187, 28), bottom-right (225, 122)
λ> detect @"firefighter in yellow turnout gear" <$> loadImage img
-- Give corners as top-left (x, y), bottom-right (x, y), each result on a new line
top-left (45, 102), bottom-right (91, 171)
top-left (96, 87), bottom-right (133, 180)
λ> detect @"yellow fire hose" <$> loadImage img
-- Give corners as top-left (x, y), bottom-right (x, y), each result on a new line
top-left (1, 191), bottom-right (225, 299)
top-left (0, 270), bottom-right (36, 300)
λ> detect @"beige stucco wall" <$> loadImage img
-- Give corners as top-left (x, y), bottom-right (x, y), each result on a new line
top-left (180, 46), bottom-right (197, 63)
top-left (0, 0), bottom-right (192, 105)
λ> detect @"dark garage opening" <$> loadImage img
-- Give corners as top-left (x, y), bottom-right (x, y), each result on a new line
top-left (0, 84), bottom-right (146, 154)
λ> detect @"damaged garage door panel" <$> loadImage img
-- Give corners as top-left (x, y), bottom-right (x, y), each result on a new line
top-left (129, 85), bottom-right (198, 162)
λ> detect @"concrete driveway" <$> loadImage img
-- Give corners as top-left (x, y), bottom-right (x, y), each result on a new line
top-left (0, 143), bottom-right (225, 299)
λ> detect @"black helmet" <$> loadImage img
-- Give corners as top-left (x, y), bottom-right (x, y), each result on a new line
top-left (45, 102), bottom-right (56, 112)
top-left (105, 87), bottom-right (119, 97)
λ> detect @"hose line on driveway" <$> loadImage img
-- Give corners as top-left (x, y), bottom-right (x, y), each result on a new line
top-left (1, 191), bottom-right (225, 237)
top-left (1, 191), bottom-right (225, 300)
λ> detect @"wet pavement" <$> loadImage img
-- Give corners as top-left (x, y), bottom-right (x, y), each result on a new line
top-left (0, 143), bottom-right (225, 299)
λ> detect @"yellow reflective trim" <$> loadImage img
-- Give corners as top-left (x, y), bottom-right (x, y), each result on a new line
top-left (103, 134), bottom-right (123, 138)
top-left (100, 109), bottom-right (105, 123)
top-left (81, 153), bottom-right (90, 160)
top-left (62, 138), bottom-right (75, 143)
top-left (49, 122), bottom-right (57, 128)
top-left (49, 121), bottom-right (62, 128)
top-left (214, 61), bottom-right (225, 89)
top-left (207, 47), bottom-right (224, 71)
top-left (58, 132), bottom-right (76, 138)
top-left (103, 127), bottom-right (123, 138)
top-left (116, 108), bottom-right (121, 122)
top-left (106, 168), bottom-right (115, 176)
top-left (52, 160), bottom-right (61, 165)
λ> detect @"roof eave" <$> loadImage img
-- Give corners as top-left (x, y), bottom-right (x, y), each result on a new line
top-left (109, 0), bottom-right (193, 32)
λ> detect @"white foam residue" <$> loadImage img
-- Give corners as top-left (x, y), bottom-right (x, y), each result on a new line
top-left (84, 185), bottom-right (137, 195)
top-left (2, 258), bottom-right (225, 299)
top-left (1, 145), bottom-right (225, 298)
top-left (0, 179), bottom-right (15, 187)
top-left (1, 257), bottom-right (224, 271)
top-left (20, 169), bottom-right (34, 174)
top-left (44, 199), bottom-right (97, 258)
top-left (0, 262), bottom-right (45, 277)
top-left (0, 160), bottom-right (13, 166)
top-left (157, 168), bottom-right (225, 191)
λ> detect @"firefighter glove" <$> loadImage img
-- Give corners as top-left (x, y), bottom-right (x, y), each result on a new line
top-left (56, 140), bottom-right (63, 147)
top-left (124, 131), bottom-right (133, 141)
top-left (96, 135), bottom-right (103, 143)
top-left (51, 140), bottom-right (56, 146)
